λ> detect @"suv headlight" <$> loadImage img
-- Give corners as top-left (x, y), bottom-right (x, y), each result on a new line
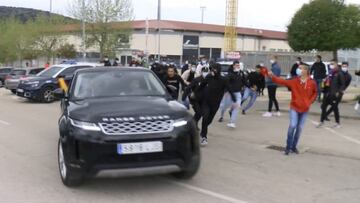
top-left (172, 119), bottom-right (188, 128)
top-left (26, 81), bottom-right (39, 87)
top-left (69, 118), bottom-right (101, 131)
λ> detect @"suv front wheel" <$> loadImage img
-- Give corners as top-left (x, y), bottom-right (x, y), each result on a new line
top-left (58, 139), bottom-right (84, 187)
top-left (41, 87), bottom-right (55, 103)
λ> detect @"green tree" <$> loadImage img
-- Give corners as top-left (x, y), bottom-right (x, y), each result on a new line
top-left (57, 43), bottom-right (77, 59)
top-left (287, 0), bottom-right (360, 59)
top-left (69, 0), bottom-right (133, 58)
top-left (0, 18), bottom-right (38, 64)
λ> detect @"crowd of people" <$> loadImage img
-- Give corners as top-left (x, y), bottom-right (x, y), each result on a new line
top-left (148, 55), bottom-right (359, 156)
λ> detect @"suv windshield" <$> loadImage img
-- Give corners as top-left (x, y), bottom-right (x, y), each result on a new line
top-left (72, 71), bottom-right (166, 100)
top-left (37, 66), bottom-right (63, 77)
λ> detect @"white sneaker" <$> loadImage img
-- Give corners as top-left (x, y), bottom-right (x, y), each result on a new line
top-left (355, 103), bottom-right (360, 111)
top-left (262, 112), bottom-right (272, 117)
top-left (227, 123), bottom-right (236, 128)
top-left (332, 123), bottom-right (341, 129)
top-left (316, 122), bottom-right (324, 128)
top-left (274, 111), bottom-right (281, 117)
top-left (200, 138), bottom-right (208, 146)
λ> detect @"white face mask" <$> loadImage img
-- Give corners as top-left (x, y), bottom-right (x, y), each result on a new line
top-left (234, 68), bottom-right (240, 72)
top-left (104, 58), bottom-right (109, 61)
top-left (341, 67), bottom-right (348, 72)
top-left (202, 72), bottom-right (209, 78)
top-left (259, 63), bottom-right (264, 67)
top-left (191, 67), bottom-right (196, 72)
top-left (329, 65), bottom-right (335, 69)
top-left (296, 61), bottom-right (300, 64)
top-left (270, 60), bottom-right (275, 64)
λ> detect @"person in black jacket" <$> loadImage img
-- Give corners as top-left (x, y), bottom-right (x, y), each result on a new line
top-left (103, 56), bottom-right (112, 66)
top-left (325, 62), bottom-right (352, 119)
top-left (218, 61), bottom-right (245, 128)
top-left (310, 55), bottom-right (327, 101)
top-left (241, 65), bottom-right (263, 114)
top-left (182, 67), bottom-right (210, 127)
top-left (290, 57), bottom-right (303, 78)
top-left (113, 58), bottom-right (120, 66)
top-left (163, 65), bottom-right (187, 100)
top-left (317, 59), bottom-right (346, 128)
top-left (197, 63), bottom-right (236, 146)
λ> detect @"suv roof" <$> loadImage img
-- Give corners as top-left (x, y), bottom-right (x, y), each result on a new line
top-left (52, 62), bottom-right (103, 69)
top-left (76, 66), bottom-right (148, 74)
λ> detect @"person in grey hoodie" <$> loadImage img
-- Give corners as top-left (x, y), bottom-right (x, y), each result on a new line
top-left (263, 55), bottom-right (282, 117)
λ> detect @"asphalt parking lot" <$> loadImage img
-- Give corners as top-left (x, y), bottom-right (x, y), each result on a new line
top-left (1, 88), bottom-right (360, 203)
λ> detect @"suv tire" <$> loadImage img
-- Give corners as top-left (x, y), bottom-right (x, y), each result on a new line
top-left (41, 86), bottom-right (55, 103)
top-left (172, 155), bottom-right (200, 179)
top-left (11, 89), bottom-right (16, 94)
top-left (58, 139), bottom-right (84, 187)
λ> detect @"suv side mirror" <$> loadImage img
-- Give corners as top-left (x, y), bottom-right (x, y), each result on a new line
top-left (54, 88), bottom-right (66, 99)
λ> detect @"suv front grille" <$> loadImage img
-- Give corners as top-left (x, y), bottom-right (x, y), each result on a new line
top-left (99, 120), bottom-right (174, 135)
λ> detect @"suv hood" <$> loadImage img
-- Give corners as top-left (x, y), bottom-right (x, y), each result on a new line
top-left (68, 96), bottom-right (189, 122)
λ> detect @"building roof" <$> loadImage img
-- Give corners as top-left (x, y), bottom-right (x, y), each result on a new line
top-left (131, 20), bottom-right (287, 40)
top-left (59, 19), bottom-right (287, 41)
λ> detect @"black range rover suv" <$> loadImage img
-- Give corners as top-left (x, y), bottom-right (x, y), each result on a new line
top-left (56, 67), bottom-right (200, 186)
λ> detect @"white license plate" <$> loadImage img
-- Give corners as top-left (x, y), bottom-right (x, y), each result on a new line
top-left (17, 89), bottom-right (24, 93)
top-left (117, 141), bottom-right (163, 155)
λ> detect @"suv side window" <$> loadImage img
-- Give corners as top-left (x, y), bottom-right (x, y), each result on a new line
top-left (29, 68), bottom-right (44, 75)
top-left (59, 67), bottom-right (77, 77)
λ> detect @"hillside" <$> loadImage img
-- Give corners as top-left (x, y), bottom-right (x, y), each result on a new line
top-left (0, 6), bottom-right (77, 23)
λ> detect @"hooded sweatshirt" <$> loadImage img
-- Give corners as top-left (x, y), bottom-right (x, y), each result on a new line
top-left (271, 76), bottom-right (317, 113)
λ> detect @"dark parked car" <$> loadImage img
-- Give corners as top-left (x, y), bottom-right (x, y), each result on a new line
top-left (16, 63), bottom-right (99, 102)
top-left (4, 68), bottom-right (44, 93)
top-left (56, 67), bottom-right (200, 186)
top-left (0, 67), bottom-right (13, 87)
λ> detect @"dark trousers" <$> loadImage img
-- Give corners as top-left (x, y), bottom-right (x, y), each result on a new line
top-left (325, 94), bottom-right (343, 119)
top-left (200, 103), bottom-right (219, 139)
top-left (191, 99), bottom-right (202, 125)
top-left (321, 95), bottom-right (341, 124)
top-left (267, 86), bottom-right (279, 112)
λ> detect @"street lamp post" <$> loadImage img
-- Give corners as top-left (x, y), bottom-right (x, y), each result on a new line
top-left (82, 0), bottom-right (86, 61)
top-left (157, 0), bottom-right (161, 61)
top-left (200, 6), bottom-right (206, 24)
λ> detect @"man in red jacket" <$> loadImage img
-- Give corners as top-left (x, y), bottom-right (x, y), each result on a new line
top-left (268, 64), bottom-right (317, 155)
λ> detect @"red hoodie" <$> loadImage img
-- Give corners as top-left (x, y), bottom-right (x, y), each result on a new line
top-left (271, 76), bottom-right (317, 113)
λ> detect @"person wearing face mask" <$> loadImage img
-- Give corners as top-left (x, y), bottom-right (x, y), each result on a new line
top-left (181, 62), bottom-right (197, 85)
top-left (195, 58), bottom-right (209, 77)
top-left (196, 63), bottom-right (235, 146)
top-left (241, 65), bottom-right (263, 115)
top-left (310, 55), bottom-right (327, 101)
top-left (268, 64), bottom-right (317, 155)
top-left (218, 61), bottom-right (245, 128)
top-left (290, 57), bottom-right (303, 78)
top-left (103, 56), bottom-right (112, 66)
top-left (181, 62), bottom-right (197, 109)
top-left (324, 62), bottom-right (352, 120)
top-left (181, 60), bottom-right (189, 74)
top-left (182, 67), bottom-right (210, 127)
top-left (263, 56), bottom-right (282, 117)
top-left (317, 59), bottom-right (346, 128)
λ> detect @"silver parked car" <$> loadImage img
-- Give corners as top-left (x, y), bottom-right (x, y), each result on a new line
top-left (5, 67), bottom-right (45, 94)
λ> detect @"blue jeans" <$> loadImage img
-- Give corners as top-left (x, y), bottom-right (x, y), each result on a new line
top-left (220, 92), bottom-right (242, 123)
top-left (316, 79), bottom-right (322, 99)
top-left (242, 87), bottom-right (258, 112)
top-left (286, 109), bottom-right (308, 151)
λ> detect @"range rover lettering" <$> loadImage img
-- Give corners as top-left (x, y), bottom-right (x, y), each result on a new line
top-left (56, 67), bottom-right (200, 186)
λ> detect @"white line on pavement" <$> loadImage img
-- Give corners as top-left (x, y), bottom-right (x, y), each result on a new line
top-left (167, 180), bottom-right (248, 203)
top-left (310, 119), bottom-right (360, 145)
top-left (0, 119), bottom-right (10, 126)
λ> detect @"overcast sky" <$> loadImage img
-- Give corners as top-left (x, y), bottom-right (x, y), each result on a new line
top-left (1, 0), bottom-right (360, 31)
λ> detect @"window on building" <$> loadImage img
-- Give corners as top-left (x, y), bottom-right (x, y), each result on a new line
top-left (200, 48), bottom-right (211, 59)
top-left (211, 48), bottom-right (221, 60)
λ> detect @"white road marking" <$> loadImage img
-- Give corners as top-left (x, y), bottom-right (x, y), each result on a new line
top-left (0, 119), bottom-right (10, 126)
top-left (167, 180), bottom-right (247, 203)
top-left (310, 119), bottom-right (360, 145)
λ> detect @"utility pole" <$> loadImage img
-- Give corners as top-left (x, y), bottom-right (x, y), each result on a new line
top-left (50, 0), bottom-right (52, 13)
top-left (157, 0), bottom-right (161, 61)
top-left (200, 6), bottom-right (206, 24)
top-left (82, 0), bottom-right (86, 61)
